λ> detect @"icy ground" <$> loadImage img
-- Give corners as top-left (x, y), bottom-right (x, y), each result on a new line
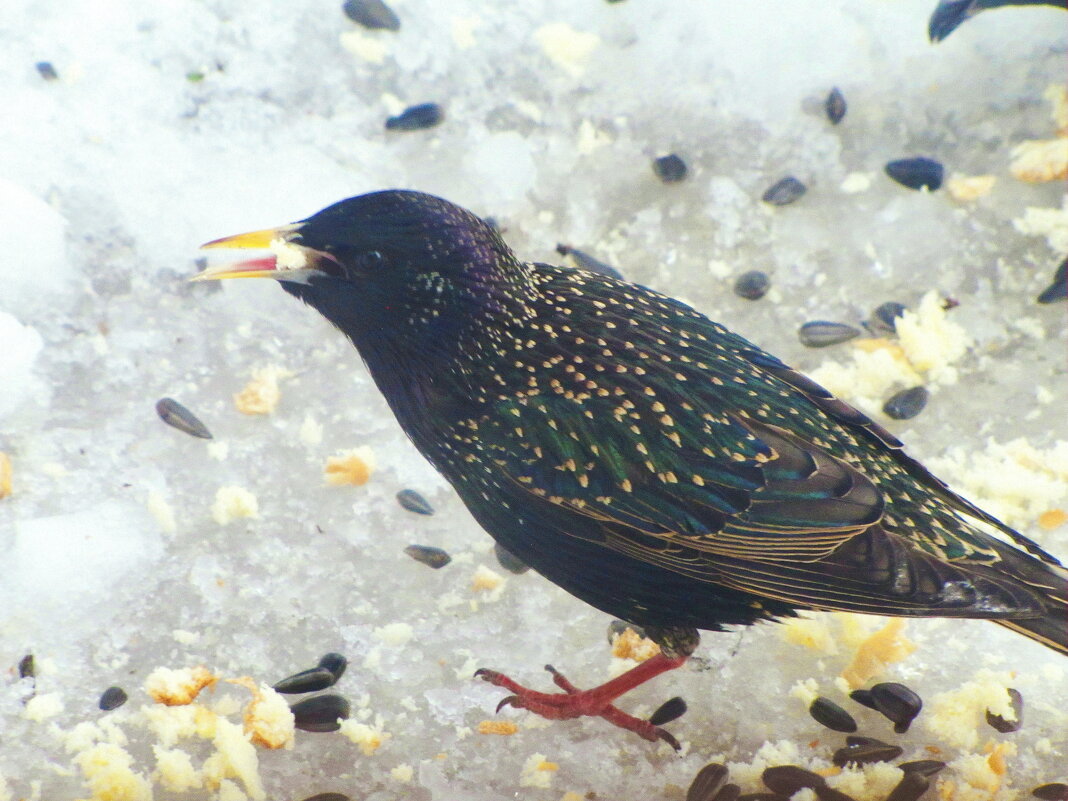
top-left (1, 1), bottom-right (1066, 799)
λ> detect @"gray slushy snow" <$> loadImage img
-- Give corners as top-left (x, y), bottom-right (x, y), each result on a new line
top-left (1, 0), bottom-right (1066, 798)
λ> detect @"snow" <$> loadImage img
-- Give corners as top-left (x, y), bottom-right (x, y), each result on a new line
top-left (0, 0), bottom-right (1065, 798)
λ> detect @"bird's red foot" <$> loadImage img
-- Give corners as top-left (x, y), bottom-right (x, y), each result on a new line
top-left (475, 652), bottom-right (687, 749)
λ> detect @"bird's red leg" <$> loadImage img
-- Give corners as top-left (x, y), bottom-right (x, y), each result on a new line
top-left (475, 652), bottom-right (687, 748)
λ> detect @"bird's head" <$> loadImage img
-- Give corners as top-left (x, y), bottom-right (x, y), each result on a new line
top-left (194, 190), bottom-right (532, 352)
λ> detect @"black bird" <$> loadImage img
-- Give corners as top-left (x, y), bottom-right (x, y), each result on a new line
top-left (195, 190), bottom-right (1068, 747)
top-left (928, 0), bottom-right (1065, 42)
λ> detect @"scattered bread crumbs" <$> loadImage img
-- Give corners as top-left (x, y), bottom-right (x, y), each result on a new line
top-left (1013, 199), bottom-right (1068, 253)
top-left (611, 626), bottom-right (660, 662)
top-left (826, 762), bottom-right (904, 801)
top-left (895, 291), bottom-right (970, 383)
top-left (520, 753), bottom-right (559, 789)
top-left (145, 666), bottom-right (217, 706)
top-left (1037, 508), bottom-right (1067, 530)
top-left (561, 793), bottom-right (585, 801)
top-left (339, 29), bottom-right (389, 64)
top-left (74, 742), bottom-right (153, 801)
top-left (1048, 83), bottom-right (1068, 134)
top-left (373, 622), bottom-right (414, 647)
top-left (147, 490), bottom-right (177, 533)
top-left (533, 23), bottom-right (600, 77)
top-left (946, 175), bottom-right (996, 202)
top-left (780, 614), bottom-right (838, 654)
top-left (323, 446), bottom-right (376, 486)
top-left (299, 414), bottom-right (323, 446)
top-left (478, 720), bottom-right (518, 736)
top-left (391, 763), bottom-right (414, 783)
top-left (23, 693), bottom-right (63, 722)
top-left (1010, 139), bottom-right (1068, 183)
top-left (153, 746), bottom-right (201, 793)
top-left (840, 618), bottom-right (915, 688)
top-left (339, 718), bottom-right (391, 755)
top-left (233, 365), bottom-right (289, 415)
top-left (0, 452), bottom-right (11, 498)
top-left (228, 678), bottom-right (294, 750)
top-left (925, 670), bottom-right (1015, 750)
top-left (211, 486), bottom-right (259, 525)
top-left (471, 564), bottom-right (505, 592)
top-left (203, 716), bottom-right (265, 800)
top-left (789, 678), bottom-right (820, 707)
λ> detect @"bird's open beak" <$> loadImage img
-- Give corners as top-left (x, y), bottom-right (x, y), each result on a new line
top-left (192, 223), bottom-right (329, 283)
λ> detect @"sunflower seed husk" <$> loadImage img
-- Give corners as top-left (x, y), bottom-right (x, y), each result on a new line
top-left (849, 689), bottom-right (878, 710)
top-left (885, 157), bottom-right (944, 191)
top-left (653, 154), bottom-right (688, 183)
top-left (738, 794), bottom-right (790, 801)
top-left (799, 321), bottom-right (861, 348)
top-left (97, 685), bottom-right (127, 711)
top-left (300, 793), bottom-right (352, 801)
top-left (155, 397), bottom-right (213, 439)
top-left (816, 787), bottom-right (858, 801)
top-left (763, 765), bottom-right (826, 795)
top-left (342, 0), bottom-right (399, 30)
top-left (833, 742), bottom-right (903, 767)
top-left (886, 772), bottom-right (930, 801)
top-left (762, 176), bottom-right (807, 206)
top-left (686, 762), bottom-right (729, 801)
top-left (1037, 257), bottom-right (1067, 304)
top-left (317, 653), bottom-right (348, 681)
top-left (825, 87), bottom-right (847, 124)
top-left (898, 760), bottom-right (947, 778)
top-left (290, 694), bottom-right (350, 732)
top-left (1032, 784), bottom-right (1068, 801)
top-left (649, 696), bottom-right (687, 726)
top-left (870, 682), bottom-right (923, 733)
top-left (396, 488), bottom-right (434, 515)
top-left (716, 785), bottom-right (742, 801)
top-left (809, 696), bottom-right (858, 733)
top-left (36, 62), bottom-right (59, 81)
top-left (386, 103), bottom-right (443, 131)
top-left (734, 270), bottom-right (771, 301)
top-left (404, 544), bottom-right (451, 569)
top-left (273, 667), bottom-right (337, 695)
top-left (494, 542), bottom-right (530, 574)
top-left (18, 654), bottom-right (34, 679)
top-left (883, 387), bottom-right (929, 421)
top-left (869, 301), bottom-right (907, 335)
top-left (985, 687), bottom-right (1023, 733)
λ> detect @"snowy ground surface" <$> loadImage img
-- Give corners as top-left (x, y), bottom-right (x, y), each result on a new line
top-left (0, 1), bottom-right (1065, 799)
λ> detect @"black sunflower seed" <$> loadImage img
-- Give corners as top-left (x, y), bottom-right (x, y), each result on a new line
top-left (649, 696), bottom-right (687, 726)
top-left (762, 176), bottom-right (807, 206)
top-left (99, 686), bottom-right (128, 711)
top-left (738, 794), bottom-right (790, 801)
top-left (386, 103), bottom-right (443, 131)
top-left (291, 694), bottom-right (350, 732)
top-left (886, 772), bottom-right (930, 801)
top-left (17, 654), bottom-right (34, 679)
top-left (396, 489), bottom-right (434, 515)
top-left (869, 302), bottom-right (907, 335)
top-left (653, 154), bottom-right (688, 183)
top-left (816, 787), bottom-right (857, 801)
top-left (274, 667), bottom-right (337, 695)
top-left (342, 0), bottom-right (400, 30)
top-left (36, 62), bottom-right (59, 81)
top-left (763, 765), bottom-right (826, 795)
top-left (716, 785), bottom-right (742, 801)
top-left (687, 763), bottom-right (729, 801)
top-left (809, 696), bottom-right (858, 733)
top-left (825, 87), bottom-right (847, 124)
top-left (155, 398), bottom-right (213, 439)
top-left (885, 157), bottom-right (944, 191)
top-left (734, 271), bottom-right (771, 301)
top-left (556, 244), bottom-right (624, 280)
top-left (849, 689), bottom-right (878, 710)
top-left (301, 793), bottom-right (352, 801)
top-left (494, 542), bottom-right (530, 574)
top-left (799, 321), bottom-right (861, 348)
top-left (1032, 784), bottom-right (1068, 801)
top-left (833, 742), bottom-right (903, 767)
top-left (318, 653), bottom-right (348, 681)
top-left (404, 544), bottom-right (451, 569)
top-left (1036, 257), bottom-right (1067, 304)
top-left (898, 760), bottom-right (947, 778)
top-left (607, 619), bottom-right (646, 643)
top-left (883, 387), bottom-right (929, 421)
top-left (870, 682), bottom-right (923, 733)
top-left (985, 688), bottom-right (1023, 733)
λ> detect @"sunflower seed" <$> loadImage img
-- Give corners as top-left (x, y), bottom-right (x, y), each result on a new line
top-left (291, 694), bottom-right (350, 732)
top-left (342, 0), bottom-right (400, 30)
top-left (300, 793), bottom-right (352, 801)
top-left (869, 302), bottom-right (907, 335)
top-left (317, 652), bottom-right (348, 681)
top-left (816, 787), bottom-right (858, 801)
top-left (885, 157), bottom-right (944, 191)
top-left (649, 696), bottom-right (687, 726)
top-left (155, 398), bottom-right (213, 439)
top-left (687, 763), bottom-right (729, 801)
top-left (763, 765), bottom-right (826, 795)
top-left (556, 244), bottom-right (624, 280)
top-left (1036, 256), bottom-right (1067, 304)
top-left (404, 544), bottom-right (451, 569)
top-left (17, 654), bottom-right (34, 679)
top-left (738, 794), bottom-right (790, 801)
top-left (886, 772), bottom-right (930, 801)
top-left (396, 488), bottom-right (434, 515)
top-left (762, 176), bottom-right (807, 206)
top-left (898, 760), bottom-right (947, 778)
top-left (653, 154), bottom-right (688, 183)
top-left (494, 542), bottom-right (530, 574)
top-left (870, 682), bottom-right (923, 733)
top-left (833, 742), bottom-right (903, 767)
top-left (1032, 784), bottom-right (1068, 801)
top-left (99, 686), bottom-right (128, 711)
top-left (809, 696), bottom-right (858, 733)
top-left (799, 321), bottom-right (861, 348)
top-left (985, 688), bottom-right (1023, 733)
top-left (36, 62), bottom-right (59, 81)
top-left (849, 689), bottom-right (878, 710)
top-left (273, 667), bottom-right (337, 694)
top-left (825, 87), bottom-right (847, 124)
top-left (386, 103), bottom-right (443, 131)
top-left (734, 271), bottom-right (771, 301)
top-left (716, 785), bottom-right (742, 801)
top-left (883, 387), bottom-right (929, 421)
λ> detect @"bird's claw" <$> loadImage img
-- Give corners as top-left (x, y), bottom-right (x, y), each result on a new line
top-left (656, 727), bottom-right (681, 751)
top-left (496, 695), bottom-right (521, 714)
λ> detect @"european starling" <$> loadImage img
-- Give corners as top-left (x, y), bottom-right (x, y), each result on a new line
top-left (195, 190), bottom-right (1068, 747)
top-left (928, 0), bottom-right (1065, 42)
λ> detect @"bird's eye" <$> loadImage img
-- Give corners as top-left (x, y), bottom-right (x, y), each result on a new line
top-left (359, 250), bottom-right (385, 269)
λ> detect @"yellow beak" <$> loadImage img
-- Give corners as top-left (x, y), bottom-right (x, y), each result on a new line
top-left (191, 224), bottom-right (303, 282)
